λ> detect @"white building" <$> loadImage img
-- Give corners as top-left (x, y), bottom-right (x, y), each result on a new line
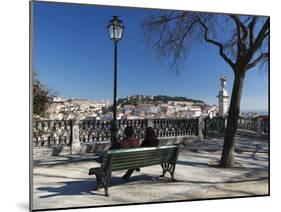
top-left (149, 105), bottom-right (161, 114)
top-left (207, 105), bottom-right (219, 118)
top-left (188, 106), bottom-right (202, 117)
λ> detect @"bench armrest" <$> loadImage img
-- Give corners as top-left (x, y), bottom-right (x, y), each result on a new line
top-left (89, 167), bottom-right (104, 175)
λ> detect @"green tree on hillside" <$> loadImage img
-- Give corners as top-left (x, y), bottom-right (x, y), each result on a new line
top-left (33, 71), bottom-right (52, 117)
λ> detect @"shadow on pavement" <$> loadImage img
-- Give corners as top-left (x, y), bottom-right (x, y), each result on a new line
top-left (38, 180), bottom-right (98, 198)
top-left (37, 172), bottom-right (268, 199)
top-left (37, 174), bottom-right (175, 198)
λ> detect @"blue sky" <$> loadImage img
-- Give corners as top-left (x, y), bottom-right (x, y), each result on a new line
top-left (32, 1), bottom-right (269, 112)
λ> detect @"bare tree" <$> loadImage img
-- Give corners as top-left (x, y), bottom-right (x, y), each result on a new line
top-left (142, 11), bottom-right (269, 167)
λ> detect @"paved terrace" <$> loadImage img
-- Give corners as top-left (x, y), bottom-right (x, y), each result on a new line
top-left (32, 135), bottom-right (269, 210)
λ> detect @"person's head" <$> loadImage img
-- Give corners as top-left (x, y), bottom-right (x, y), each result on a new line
top-left (145, 127), bottom-right (157, 141)
top-left (124, 126), bottom-right (135, 138)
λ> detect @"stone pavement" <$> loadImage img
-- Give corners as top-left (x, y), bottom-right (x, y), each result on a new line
top-left (32, 136), bottom-right (268, 210)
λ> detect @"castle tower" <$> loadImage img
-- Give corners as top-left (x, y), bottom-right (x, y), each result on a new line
top-left (217, 75), bottom-right (229, 117)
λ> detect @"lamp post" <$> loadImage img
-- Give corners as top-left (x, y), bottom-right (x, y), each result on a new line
top-left (107, 15), bottom-right (124, 145)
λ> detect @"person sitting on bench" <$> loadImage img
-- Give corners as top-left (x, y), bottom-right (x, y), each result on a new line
top-left (122, 127), bottom-right (159, 180)
top-left (120, 126), bottom-right (140, 180)
top-left (141, 127), bottom-right (159, 147)
top-left (119, 126), bottom-right (140, 148)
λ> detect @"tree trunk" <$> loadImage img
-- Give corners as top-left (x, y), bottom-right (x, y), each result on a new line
top-left (220, 69), bottom-right (246, 167)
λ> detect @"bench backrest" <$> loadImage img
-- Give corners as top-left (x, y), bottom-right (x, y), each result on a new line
top-left (101, 145), bottom-right (180, 172)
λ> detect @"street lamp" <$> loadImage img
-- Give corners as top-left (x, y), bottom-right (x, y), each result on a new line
top-left (107, 15), bottom-right (124, 145)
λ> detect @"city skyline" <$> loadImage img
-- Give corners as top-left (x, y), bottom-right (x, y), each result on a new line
top-left (32, 2), bottom-right (269, 112)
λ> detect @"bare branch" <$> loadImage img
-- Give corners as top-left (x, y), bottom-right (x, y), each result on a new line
top-left (248, 17), bottom-right (258, 47)
top-left (244, 18), bottom-right (269, 63)
top-left (246, 52), bottom-right (269, 70)
top-left (178, 20), bottom-right (198, 48)
top-left (229, 15), bottom-right (247, 53)
top-left (196, 15), bottom-right (235, 69)
top-left (142, 12), bottom-right (268, 74)
top-left (168, 19), bottom-right (198, 71)
top-left (234, 16), bottom-right (248, 41)
top-left (157, 21), bottom-right (167, 45)
top-left (262, 31), bottom-right (269, 41)
top-left (148, 12), bottom-right (187, 28)
top-left (253, 18), bottom-right (269, 51)
top-left (243, 16), bottom-right (252, 25)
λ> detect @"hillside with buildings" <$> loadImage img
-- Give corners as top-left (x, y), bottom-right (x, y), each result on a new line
top-left (117, 95), bottom-right (206, 105)
top-left (39, 95), bottom-right (218, 121)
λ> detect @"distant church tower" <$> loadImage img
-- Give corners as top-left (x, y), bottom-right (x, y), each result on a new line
top-left (217, 75), bottom-right (229, 117)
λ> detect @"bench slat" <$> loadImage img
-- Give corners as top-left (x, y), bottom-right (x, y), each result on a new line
top-left (112, 158), bottom-right (174, 171)
top-left (112, 154), bottom-right (175, 165)
top-left (112, 155), bottom-right (175, 164)
top-left (107, 145), bottom-right (178, 154)
top-left (111, 150), bottom-right (176, 161)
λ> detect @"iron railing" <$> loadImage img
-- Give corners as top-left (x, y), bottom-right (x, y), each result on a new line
top-left (237, 117), bottom-right (259, 132)
top-left (33, 120), bottom-right (73, 147)
top-left (153, 118), bottom-right (198, 137)
top-left (79, 119), bottom-right (148, 143)
top-left (203, 117), bottom-right (225, 138)
top-left (32, 117), bottom-right (269, 147)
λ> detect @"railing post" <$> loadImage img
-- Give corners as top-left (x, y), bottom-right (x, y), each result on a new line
top-left (147, 119), bottom-right (154, 128)
top-left (70, 118), bottom-right (81, 154)
top-left (198, 117), bottom-right (204, 142)
top-left (256, 118), bottom-right (262, 138)
top-left (203, 118), bottom-right (206, 139)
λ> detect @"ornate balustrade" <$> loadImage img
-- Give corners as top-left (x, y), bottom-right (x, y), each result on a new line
top-left (203, 117), bottom-right (225, 138)
top-left (79, 119), bottom-right (148, 143)
top-left (237, 117), bottom-right (258, 132)
top-left (32, 116), bottom-right (269, 148)
top-left (153, 118), bottom-right (198, 137)
top-left (117, 119), bottom-right (148, 140)
top-left (79, 120), bottom-right (111, 143)
top-left (33, 120), bottom-right (72, 147)
top-left (33, 118), bottom-right (198, 147)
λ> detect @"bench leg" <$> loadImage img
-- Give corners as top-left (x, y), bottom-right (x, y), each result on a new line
top-left (95, 174), bottom-right (102, 190)
top-left (170, 169), bottom-right (176, 181)
top-left (161, 162), bottom-right (176, 181)
top-left (104, 174), bottom-right (111, 197)
top-left (160, 163), bottom-right (167, 177)
top-left (170, 163), bottom-right (177, 181)
top-left (160, 171), bottom-right (166, 177)
top-left (90, 168), bottom-right (105, 191)
top-left (105, 187), bottom-right (109, 197)
top-left (94, 173), bottom-right (111, 196)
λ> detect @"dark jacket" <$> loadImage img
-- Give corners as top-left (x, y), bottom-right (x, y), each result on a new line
top-left (140, 138), bottom-right (159, 147)
top-left (120, 137), bottom-right (140, 148)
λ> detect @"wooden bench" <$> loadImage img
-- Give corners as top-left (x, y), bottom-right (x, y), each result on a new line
top-left (89, 145), bottom-right (180, 196)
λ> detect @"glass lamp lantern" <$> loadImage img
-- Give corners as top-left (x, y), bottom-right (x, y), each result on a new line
top-left (107, 16), bottom-right (124, 42)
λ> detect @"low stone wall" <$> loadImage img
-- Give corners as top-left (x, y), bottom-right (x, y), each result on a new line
top-left (80, 141), bottom-right (112, 154)
top-left (158, 135), bottom-right (198, 146)
top-left (237, 129), bottom-right (269, 139)
top-left (33, 146), bottom-right (70, 159)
